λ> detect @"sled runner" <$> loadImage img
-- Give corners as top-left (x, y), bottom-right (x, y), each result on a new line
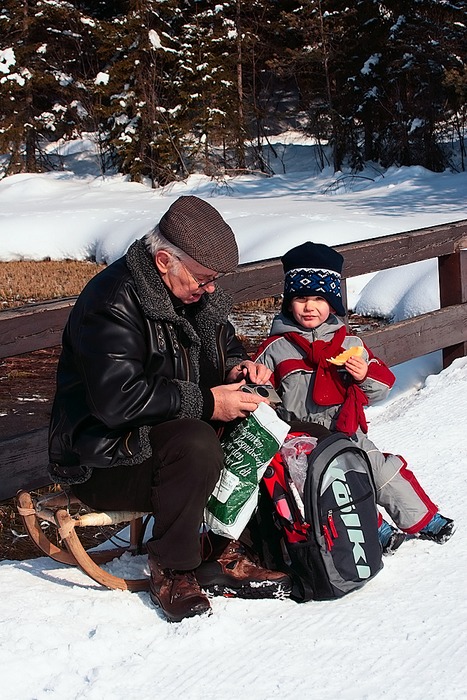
top-left (16, 489), bottom-right (150, 592)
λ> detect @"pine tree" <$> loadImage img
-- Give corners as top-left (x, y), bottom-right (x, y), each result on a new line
top-left (89, 1), bottom-right (207, 186)
top-left (174, 0), bottom-right (274, 176)
top-left (0, 0), bottom-right (101, 174)
top-left (270, 0), bottom-right (359, 171)
top-left (350, 0), bottom-right (467, 170)
top-left (1, 0), bottom-right (466, 180)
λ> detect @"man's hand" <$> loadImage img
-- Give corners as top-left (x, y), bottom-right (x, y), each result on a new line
top-left (226, 360), bottom-right (272, 385)
top-left (210, 381), bottom-right (268, 421)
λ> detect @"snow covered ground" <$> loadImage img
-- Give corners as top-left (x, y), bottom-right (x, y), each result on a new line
top-left (0, 134), bottom-right (466, 698)
top-left (1, 356), bottom-right (466, 700)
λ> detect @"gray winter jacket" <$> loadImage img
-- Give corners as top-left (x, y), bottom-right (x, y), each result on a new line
top-left (254, 312), bottom-right (393, 429)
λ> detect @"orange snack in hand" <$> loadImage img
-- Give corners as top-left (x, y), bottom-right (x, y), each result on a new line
top-left (328, 345), bottom-right (364, 365)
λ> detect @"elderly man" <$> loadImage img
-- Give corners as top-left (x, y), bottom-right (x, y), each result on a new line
top-left (48, 195), bottom-right (290, 622)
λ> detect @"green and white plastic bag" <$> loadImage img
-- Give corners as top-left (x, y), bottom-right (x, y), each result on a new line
top-left (205, 402), bottom-right (290, 540)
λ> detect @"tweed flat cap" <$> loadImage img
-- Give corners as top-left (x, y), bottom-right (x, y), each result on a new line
top-left (159, 195), bottom-right (239, 273)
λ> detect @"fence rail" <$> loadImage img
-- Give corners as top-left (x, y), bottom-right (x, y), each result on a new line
top-left (1, 219), bottom-right (466, 501)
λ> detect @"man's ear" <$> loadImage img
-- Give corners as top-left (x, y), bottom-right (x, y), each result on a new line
top-left (154, 249), bottom-right (171, 274)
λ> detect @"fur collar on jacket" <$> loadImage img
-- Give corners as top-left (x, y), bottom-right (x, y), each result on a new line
top-left (126, 238), bottom-right (234, 384)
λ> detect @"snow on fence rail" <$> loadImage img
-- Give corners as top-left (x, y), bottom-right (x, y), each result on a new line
top-left (1, 221), bottom-right (466, 502)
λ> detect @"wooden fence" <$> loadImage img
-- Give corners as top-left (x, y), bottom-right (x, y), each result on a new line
top-left (1, 219), bottom-right (466, 501)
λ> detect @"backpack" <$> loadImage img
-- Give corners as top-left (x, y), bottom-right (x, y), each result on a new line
top-left (257, 431), bottom-right (383, 602)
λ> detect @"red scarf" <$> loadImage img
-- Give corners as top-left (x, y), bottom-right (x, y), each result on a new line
top-left (283, 327), bottom-right (368, 435)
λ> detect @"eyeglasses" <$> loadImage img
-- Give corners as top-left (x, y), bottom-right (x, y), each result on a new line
top-left (176, 257), bottom-right (223, 289)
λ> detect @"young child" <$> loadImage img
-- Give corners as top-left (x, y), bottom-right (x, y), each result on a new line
top-left (254, 241), bottom-right (454, 553)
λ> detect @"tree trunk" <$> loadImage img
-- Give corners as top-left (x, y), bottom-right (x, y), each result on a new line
top-left (236, 0), bottom-right (246, 169)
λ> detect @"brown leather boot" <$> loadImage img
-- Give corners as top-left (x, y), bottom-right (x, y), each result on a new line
top-left (148, 556), bottom-right (211, 623)
top-left (196, 539), bottom-right (291, 599)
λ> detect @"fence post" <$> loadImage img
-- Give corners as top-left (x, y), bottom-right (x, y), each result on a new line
top-left (439, 248), bottom-right (467, 368)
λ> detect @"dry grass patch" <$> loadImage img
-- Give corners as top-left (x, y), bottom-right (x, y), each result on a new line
top-left (0, 260), bottom-right (281, 312)
top-left (233, 296), bottom-right (280, 312)
top-left (0, 260), bottom-right (106, 309)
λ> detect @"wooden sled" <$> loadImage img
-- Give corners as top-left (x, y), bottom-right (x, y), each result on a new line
top-left (16, 489), bottom-right (150, 592)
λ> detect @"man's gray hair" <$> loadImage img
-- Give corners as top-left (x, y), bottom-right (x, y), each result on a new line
top-left (143, 225), bottom-right (188, 263)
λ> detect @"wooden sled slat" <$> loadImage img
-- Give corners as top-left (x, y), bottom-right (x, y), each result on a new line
top-left (55, 509), bottom-right (150, 592)
top-left (17, 490), bottom-right (75, 565)
top-left (16, 489), bottom-right (150, 592)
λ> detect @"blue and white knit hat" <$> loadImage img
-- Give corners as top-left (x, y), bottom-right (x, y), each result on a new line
top-left (281, 241), bottom-right (346, 317)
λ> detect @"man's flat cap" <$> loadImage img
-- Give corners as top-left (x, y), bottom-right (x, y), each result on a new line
top-left (159, 195), bottom-right (238, 273)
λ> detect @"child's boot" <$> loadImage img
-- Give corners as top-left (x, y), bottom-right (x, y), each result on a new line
top-left (417, 513), bottom-right (455, 544)
top-left (378, 519), bottom-right (406, 555)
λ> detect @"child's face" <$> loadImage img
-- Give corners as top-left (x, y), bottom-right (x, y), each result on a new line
top-left (289, 296), bottom-right (332, 329)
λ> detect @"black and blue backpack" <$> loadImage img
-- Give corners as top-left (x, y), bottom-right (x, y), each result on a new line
top-left (256, 431), bottom-right (383, 602)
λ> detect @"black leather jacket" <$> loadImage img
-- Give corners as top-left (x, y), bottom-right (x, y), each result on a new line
top-left (48, 239), bottom-right (248, 484)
